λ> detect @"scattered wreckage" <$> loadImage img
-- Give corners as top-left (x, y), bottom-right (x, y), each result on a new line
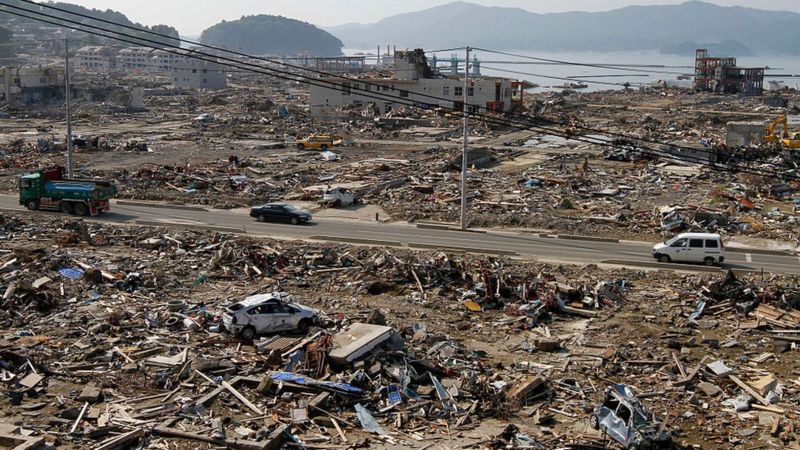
top-left (593, 384), bottom-right (672, 449)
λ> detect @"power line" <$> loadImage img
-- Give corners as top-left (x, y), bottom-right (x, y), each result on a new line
top-left (481, 65), bottom-right (635, 87)
top-left (3, 2), bottom-right (793, 181)
top-left (472, 47), bottom-right (688, 76)
top-left (10, 0), bottom-right (776, 169)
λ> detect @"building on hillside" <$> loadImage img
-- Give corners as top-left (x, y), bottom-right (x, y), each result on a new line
top-left (309, 48), bottom-right (523, 117)
top-left (694, 49), bottom-right (763, 96)
top-left (0, 66), bottom-right (65, 105)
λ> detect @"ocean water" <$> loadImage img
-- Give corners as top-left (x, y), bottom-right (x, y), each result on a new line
top-left (346, 49), bottom-right (800, 92)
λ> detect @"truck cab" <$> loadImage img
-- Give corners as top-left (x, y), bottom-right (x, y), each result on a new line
top-left (19, 167), bottom-right (117, 216)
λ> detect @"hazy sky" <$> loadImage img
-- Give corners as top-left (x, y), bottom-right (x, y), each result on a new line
top-left (58, 0), bottom-right (800, 35)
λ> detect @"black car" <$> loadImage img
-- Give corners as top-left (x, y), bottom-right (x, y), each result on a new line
top-left (250, 203), bottom-right (312, 225)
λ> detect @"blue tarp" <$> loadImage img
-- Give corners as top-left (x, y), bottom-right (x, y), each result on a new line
top-left (271, 371), bottom-right (363, 396)
top-left (58, 268), bottom-right (85, 280)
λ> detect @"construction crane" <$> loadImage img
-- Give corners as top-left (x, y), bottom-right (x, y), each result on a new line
top-left (764, 114), bottom-right (800, 149)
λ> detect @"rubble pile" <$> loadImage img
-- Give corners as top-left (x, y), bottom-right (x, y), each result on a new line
top-left (0, 211), bottom-right (798, 448)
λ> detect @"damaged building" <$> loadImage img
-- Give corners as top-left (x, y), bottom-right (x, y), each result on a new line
top-left (74, 46), bottom-right (228, 90)
top-left (0, 65), bottom-right (64, 106)
top-left (694, 48), bottom-right (764, 96)
top-left (310, 48), bottom-right (523, 117)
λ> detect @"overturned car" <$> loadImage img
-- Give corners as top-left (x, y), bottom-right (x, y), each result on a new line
top-left (592, 384), bottom-right (671, 449)
top-left (221, 293), bottom-right (319, 340)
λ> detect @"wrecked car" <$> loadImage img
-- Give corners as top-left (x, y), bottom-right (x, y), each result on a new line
top-left (592, 384), bottom-right (671, 449)
top-left (221, 293), bottom-right (319, 340)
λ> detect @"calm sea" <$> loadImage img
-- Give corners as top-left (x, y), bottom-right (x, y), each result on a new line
top-left (346, 49), bottom-right (800, 92)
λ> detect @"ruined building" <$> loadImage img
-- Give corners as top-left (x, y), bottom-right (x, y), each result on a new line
top-left (0, 66), bottom-right (65, 106)
top-left (694, 49), bottom-right (763, 96)
top-left (74, 46), bottom-right (227, 90)
top-left (309, 48), bottom-right (523, 117)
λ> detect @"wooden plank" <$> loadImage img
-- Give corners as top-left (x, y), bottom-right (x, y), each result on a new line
top-left (331, 417), bottom-right (347, 443)
top-left (222, 380), bottom-right (262, 415)
top-left (95, 428), bottom-right (144, 450)
top-left (672, 352), bottom-right (687, 379)
top-left (69, 402), bottom-right (89, 434)
top-left (729, 375), bottom-right (770, 406)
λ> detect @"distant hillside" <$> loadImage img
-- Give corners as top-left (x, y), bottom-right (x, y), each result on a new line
top-left (200, 15), bottom-right (343, 56)
top-left (329, 1), bottom-right (800, 56)
top-left (0, 1), bottom-right (180, 47)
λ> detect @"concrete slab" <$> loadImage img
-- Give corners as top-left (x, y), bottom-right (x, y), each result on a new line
top-left (329, 323), bottom-right (393, 365)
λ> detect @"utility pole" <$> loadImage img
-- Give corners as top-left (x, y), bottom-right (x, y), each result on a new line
top-left (64, 38), bottom-right (73, 178)
top-left (460, 46), bottom-right (470, 230)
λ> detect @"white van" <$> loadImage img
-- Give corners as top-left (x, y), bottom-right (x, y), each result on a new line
top-left (652, 233), bottom-right (725, 266)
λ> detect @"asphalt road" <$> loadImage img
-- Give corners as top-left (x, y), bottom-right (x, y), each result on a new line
top-left (2, 195), bottom-right (798, 275)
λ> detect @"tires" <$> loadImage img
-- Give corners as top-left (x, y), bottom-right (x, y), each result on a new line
top-left (72, 203), bottom-right (88, 216)
top-left (258, 214), bottom-right (267, 223)
top-left (658, 254), bottom-right (671, 263)
top-left (59, 202), bottom-right (73, 214)
top-left (240, 326), bottom-right (256, 341)
top-left (297, 319), bottom-right (311, 334)
top-left (25, 200), bottom-right (39, 210)
top-left (297, 144), bottom-right (305, 150)
top-left (320, 145), bottom-right (328, 151)
top-left (704, 257), bottom-right (716, 266)
top-left (590, 415), bottom-right (600, 430)
top-left (290, 217), bottom-right (299, 225)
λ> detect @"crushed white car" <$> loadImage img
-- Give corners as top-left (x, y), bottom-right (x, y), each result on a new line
top-left (221, 293), bottom-right (319, 340)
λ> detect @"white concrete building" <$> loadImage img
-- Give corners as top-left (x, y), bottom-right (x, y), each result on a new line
top-left (310, 49), bottom-right (519, 117)
top-left (0, 66), bottom-right (65, 105)
top-left (75, 46), bottom-right (118, 70)
top-left (72, 46), bottom-right (227, 90)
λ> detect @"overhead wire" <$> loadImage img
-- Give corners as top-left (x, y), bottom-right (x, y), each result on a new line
top-left (2, 1), bottom-right (794, 180)
top-left (471, 47), bottom-right (688, 76)
top-left (12, 0), bottom-right (786, 171)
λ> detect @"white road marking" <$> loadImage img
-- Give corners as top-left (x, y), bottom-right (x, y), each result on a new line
top-left (746, 253), bottom-right (752, 263)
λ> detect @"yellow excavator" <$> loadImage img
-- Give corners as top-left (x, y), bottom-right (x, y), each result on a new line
top-left (764, 114), bottom-right (800, 149)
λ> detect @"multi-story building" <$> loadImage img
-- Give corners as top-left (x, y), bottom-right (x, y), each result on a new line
top-left (73, 46), bottom-right (227, 90)
top-left (0, 66), bottom-right (65, 105)
top-left (694, 49), bottom-right (763, 96)
top-left (309, 48), bottom-right (521, 117)
top-left (75, 46), bottom-right (118, 70)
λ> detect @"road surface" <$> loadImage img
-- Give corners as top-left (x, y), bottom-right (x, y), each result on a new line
top-left (1, 195), bottom-right (797, 275)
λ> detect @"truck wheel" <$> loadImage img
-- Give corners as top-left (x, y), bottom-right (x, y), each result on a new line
top-left (320, 145), bottom-right (328, 151)
top-left (297, 144), bottom-right (305, 150)
top-left (704, 257), bottom-right (716, 266)
top-left (59, 202), bottom-right (73, 214)
top-left (658, 254), bottom-right (671, 263)
top-left (240, 326), bottom-right (256, 341)
top-left (25, 200), bottom-right (39, 210)
top-left (73, 203), bottom-right (88, 216)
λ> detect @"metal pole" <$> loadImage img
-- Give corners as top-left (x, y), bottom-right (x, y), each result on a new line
top-left (460, 46), bottom-right (470, 230)
top-left (65, 38), bottom-right (73, 178)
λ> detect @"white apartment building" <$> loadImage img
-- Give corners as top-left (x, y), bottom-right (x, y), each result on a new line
top-left (73, 46), bottom-right (227, 90)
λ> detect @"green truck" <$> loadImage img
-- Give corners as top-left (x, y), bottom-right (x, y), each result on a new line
top-left (19, 167), bottom-right (117, 216)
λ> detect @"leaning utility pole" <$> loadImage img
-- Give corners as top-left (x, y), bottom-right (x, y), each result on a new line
top-left (64, 38), bottom-right (73, 178)
top-left (460, 46), bottom-right (470, 230)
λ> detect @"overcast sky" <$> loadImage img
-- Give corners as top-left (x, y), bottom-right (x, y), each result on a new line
top-left (60, 0), bottom-right (799, 35)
